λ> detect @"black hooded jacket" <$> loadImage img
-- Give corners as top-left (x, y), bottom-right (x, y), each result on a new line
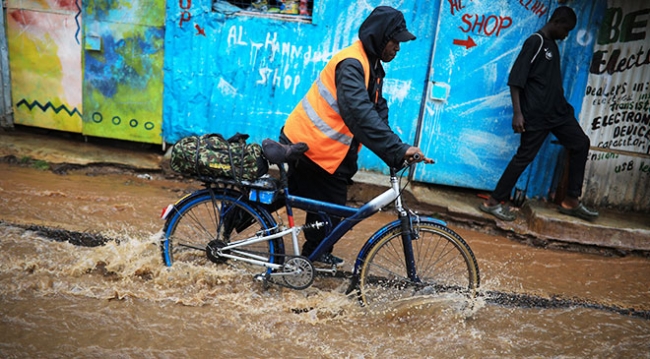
top-left (282, 7), bottom-right (412, 179)
top-left (335, 7), bottom-right (412, 178)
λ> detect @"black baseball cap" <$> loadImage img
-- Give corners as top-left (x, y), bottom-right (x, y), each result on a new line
top-left (392, 19), bottom-right (416, 42)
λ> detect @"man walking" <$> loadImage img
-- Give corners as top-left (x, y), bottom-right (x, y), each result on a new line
top-left (479, 6), bottom-right (598, 222)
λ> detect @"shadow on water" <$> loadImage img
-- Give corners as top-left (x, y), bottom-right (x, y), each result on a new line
top-left (2, 221), bottom-right (113, 247)
top-left (483, 290), bottom-right (650, 320)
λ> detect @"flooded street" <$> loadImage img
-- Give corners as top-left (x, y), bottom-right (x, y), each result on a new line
top-left (1, 162), bottom-right (649, 358)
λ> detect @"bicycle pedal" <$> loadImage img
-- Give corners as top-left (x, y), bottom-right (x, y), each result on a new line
top-left (314, 266), bottom-right (337, 275)
top-left (253, 273), bottom-right (268, 282)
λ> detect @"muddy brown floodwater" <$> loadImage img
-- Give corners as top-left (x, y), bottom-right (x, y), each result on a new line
top-left (1, 162), bottom-right (649, 358)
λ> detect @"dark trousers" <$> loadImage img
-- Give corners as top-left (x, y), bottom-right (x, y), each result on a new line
top-left (287, 159), bottom-right (348, 257)
top-left (492, 119), bottom-right (590, 203)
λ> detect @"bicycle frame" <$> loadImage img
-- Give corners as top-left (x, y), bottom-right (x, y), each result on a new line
top-left (211, 169), bottom-right (404, 270)
top-left (216, 226), bottom-right (294, 270)
top-left (277, 162), bottom-right (450, 284)
top-left (283, 171), bottom-right (405, 263)
top-left (164, 160), bottom-right (447, 284)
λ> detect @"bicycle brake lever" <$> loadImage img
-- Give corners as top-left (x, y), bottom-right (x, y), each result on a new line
top-left (402, 153), bottom-right (422, 168)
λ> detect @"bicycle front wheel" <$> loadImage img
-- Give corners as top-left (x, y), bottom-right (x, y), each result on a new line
top-left (161, 190), bottom-right (282, 270)
top-left (358, 221), bottom-right (479, 307)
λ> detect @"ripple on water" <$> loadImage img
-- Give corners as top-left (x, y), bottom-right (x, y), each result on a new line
top-left (1, 224), bottom-right (649, 358)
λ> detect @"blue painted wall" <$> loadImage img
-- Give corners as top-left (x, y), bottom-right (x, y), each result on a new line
top-left (162, 0), bottom-right (438, 150)
top-left (162, 0), bottom-right (605, 202)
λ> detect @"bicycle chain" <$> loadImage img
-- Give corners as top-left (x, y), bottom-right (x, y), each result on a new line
top-left (211, 247), bottom-right (345, 290)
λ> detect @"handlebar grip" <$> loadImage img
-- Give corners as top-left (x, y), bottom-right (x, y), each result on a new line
top-left (412, 153), bottom-right (421, 161)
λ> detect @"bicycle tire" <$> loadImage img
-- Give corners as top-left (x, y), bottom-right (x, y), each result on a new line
top-left (161, 190), bottom-right (283, 272)
top-left (358, 220), bottom-right (479, 307)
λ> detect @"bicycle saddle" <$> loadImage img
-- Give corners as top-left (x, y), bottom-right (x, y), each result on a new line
top-left (262, 138), bottom-right (309, 164)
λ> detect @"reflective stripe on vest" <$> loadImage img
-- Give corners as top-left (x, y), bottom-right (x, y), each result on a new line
top-left (284, 40), bottom-right (371, 174)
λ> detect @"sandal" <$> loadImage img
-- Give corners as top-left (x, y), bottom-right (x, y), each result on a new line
top-left (559, 203), bottom-right (599, 221)
top-left (479, 203), bottom-right (516, 221)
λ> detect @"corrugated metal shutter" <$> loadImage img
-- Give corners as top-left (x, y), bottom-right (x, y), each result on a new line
top-left (578, 0), bottom-right (650, 211)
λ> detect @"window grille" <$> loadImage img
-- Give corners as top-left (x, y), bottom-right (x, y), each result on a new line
top-left (213, 0), bottom-right (313, 22)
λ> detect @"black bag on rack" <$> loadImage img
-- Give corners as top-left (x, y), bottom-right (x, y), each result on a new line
top-left (170, 132), bottom-right (268, 181)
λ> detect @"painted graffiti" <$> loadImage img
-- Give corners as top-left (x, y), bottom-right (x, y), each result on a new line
top-left (588, 151), bottom-right (619, 161)
top-left (589, 106), bottom-right (650, 152)
top-left (597, 7), bottom-right (648, 45)
top-left (459, 14), bottom-right (512, 37)
top-left (179, 0), bottom-right (207, 35)
top-left (640, 161), bottom-right (650, 174)
top-left (179, 0), bottom-right (192, 27)
top-left (226, 25), bottom-right (326, 95)
top-left (516, 0), bottom-right (547, 17)
top-left (614, 159), bottom-right (637, 173)
top-left (447, 0), bottom-right (516, 51)
top-left (586, 149), bottom-right (650, 180)
top-left (434, 0), bottom-right (544, 42)
top-left (447, 0), bottom-right (467, 16)
top-left (453, 36), bottom-right (476, 49)
top-left (590, 7), bottom-right (649, 74)
top-left (605, 158), bottom-right (650, 175)
top-left (91, 112), bottom-right (156, 131)
top-left (16, 99), bottom-right (81, 118)
top-left (227, 25), bottom-right (248, 45)
top-left (590, 47), bottom-right (650, 74)
top-left (583, 3), bottom-right (650, 155)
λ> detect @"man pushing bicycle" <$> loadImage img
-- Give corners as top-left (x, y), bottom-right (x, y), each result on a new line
top-left (279, 6), bottom-right (433, 266)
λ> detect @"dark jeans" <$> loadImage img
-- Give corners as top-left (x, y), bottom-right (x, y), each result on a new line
top-left (492, 119), bottom-right (590, 203)
top-left (287, 158), bottom-right (349, 257)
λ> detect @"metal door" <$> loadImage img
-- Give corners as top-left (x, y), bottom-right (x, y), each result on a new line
top-left (82, 0), bottom-right (165, 144)
top-left (414, 0), bottom-right (551, 194)
top-left (5, 0), bottom-right (83, 132)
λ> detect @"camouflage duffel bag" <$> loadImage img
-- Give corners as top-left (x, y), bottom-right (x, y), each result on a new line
top-left (170, 132), bottom-right (268, 181)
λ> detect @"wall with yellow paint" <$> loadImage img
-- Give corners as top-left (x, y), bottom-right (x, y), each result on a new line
top-left (7, 0), bottom-right (83, 132)
top-left (6, 0), bottom-right (165, 145)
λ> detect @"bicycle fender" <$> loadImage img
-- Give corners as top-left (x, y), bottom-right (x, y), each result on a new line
top-left (351, 217), bottom-right (447, 276)
top-left (160, 190), bottom-right (200, 220)
top-left (161, 188), bottom-right (246, 220)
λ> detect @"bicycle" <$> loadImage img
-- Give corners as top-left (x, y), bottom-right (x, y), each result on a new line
top-left (160, 139), bottom-right (480, 306)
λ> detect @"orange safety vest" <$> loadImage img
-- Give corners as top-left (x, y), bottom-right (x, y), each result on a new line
top-left (284, 40), bottom-right (377, 174)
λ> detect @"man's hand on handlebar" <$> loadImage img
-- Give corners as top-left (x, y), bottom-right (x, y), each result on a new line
top-left (404, 147), bottom-right (434, 164)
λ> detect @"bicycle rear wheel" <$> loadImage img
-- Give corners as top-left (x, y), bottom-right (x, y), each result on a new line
top-left (358, 221), bottom-right (479, 307)
top-left (161, 190), bottom-right (283, 270)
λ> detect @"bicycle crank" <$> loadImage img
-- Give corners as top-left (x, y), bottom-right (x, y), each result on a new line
top-left (280, 256), bottom-right (315, 290)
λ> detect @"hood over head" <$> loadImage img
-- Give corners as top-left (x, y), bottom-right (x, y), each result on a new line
top-left (358, 6), bottom-right (416, 58)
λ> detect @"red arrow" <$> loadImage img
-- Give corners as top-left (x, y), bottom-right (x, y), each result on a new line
top-left (453, 36), bottom-right (476, 49)
top-left (195, 24), bottom-right (206, 36)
